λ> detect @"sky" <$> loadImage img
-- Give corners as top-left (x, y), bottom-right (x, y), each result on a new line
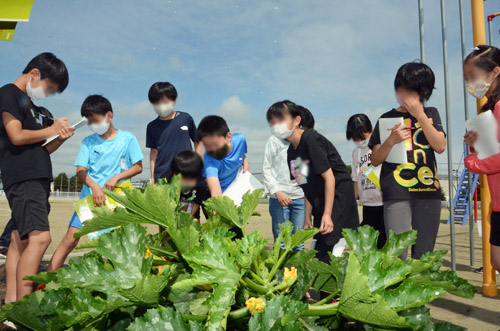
top-left (0, 0), bottom-right (499, 180)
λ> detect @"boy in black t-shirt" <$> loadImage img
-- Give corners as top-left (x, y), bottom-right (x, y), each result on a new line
top-left (146, 82), bottom-right (202, 183)
top-left (369, 62), bottom-right (446, 260)
top-left (267, 101), bottom-right (359, 264)
top-left (0, 53), bottom-right (74, 302)
top-left (163, 151), bottom-right (208, 221)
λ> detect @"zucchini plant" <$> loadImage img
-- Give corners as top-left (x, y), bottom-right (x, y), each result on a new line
top-left (0, 177), bottom-right (476, 330)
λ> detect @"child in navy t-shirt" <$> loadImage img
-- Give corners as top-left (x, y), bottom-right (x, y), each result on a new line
top-left (146, 82), bottom-right (201, 183)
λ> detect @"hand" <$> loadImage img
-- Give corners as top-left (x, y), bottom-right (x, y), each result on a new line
top-left (389, 123), bottom-right (411, 145)
top-left (402, 97), bottom-right (425, 119)
top-left (104, 176), bottom-right (119, 191)
top-left (464, 131), bottom-right (478, 149)
top-left (92, 185), bottom-right (106, 207)
top-left (304, 216), bottom-right (313, 229)
top-left (275, 191), bottom-right (291, 207)
top-left (319, 214), bottom-right (334, 235)
top-left (56, 126), bottom-right (75, 143)
top-left (150, 177), bottom-right (155, 184)
top-left (51, 117), bottom-right (69, 136)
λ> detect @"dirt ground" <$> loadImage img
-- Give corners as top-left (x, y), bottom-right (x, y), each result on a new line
top-left (0, 198), bottom-right (499, 330)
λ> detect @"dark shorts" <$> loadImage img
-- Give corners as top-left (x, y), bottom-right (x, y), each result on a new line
top-left (5, 179), bottom-right (51, 240)
top-left (490, 211), bottom-right (500, 247)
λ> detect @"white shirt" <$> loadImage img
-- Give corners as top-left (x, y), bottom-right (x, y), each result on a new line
top-left (351, 146), bottom-right (383, 206)
top-left (263, 135), bottom-right (304, 199)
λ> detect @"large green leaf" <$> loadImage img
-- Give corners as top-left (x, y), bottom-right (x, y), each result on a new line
top-left (339, 253), bottom-right (409, 328)
top-left (127, 307), bottom-right (202, 331)
top-left (413, 270), bottom-right (477, 299)
top-left (248, 296), bottom-right (308, 331)
top-left (380, 278), bottom-right (444, 311)
top-left (380, 229), bottom-right (417, 258)
top-left (399, 306), bottom-right (464, 330)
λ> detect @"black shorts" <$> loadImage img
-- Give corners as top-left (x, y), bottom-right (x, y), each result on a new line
top-left (5, 179), bottom-right (51, 240)
top-left (490, 211), bottom-right (500, 247)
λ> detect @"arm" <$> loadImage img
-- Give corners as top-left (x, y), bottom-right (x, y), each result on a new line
top-left (353, 181), bottom-right (359, 200)
top-left (319, 168), bottom-right (335, 235)
top-left (207, 177), bottom-right (223, 197)
top-left (191, 203), bottom-right (201, 222)
top-left (262, 140), bottom-right (291, 206)
top-left (2, 112), bottom-right (68, 146)
top-left (371, 123), bottom-right (411, 166)
top-left (194, 141), bottom-right (203, 158)
top-left (403, 99), bottom-right (446, 154)
top-left (76, 166), bottom-right (106, 207)
top-left (464, 152), bottom-right (500, 175)
top-left (44, 126), bottom-right (75, 154)
top-left (149, 148), bottom-right (158, 183)
top-left (243, 155), bottom-right (249, 173)
top-left (304, 197), bottom-right (313, 229)
top-left (104, 161), bottom-right (143, 191)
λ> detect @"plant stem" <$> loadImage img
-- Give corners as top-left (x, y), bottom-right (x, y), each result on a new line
top-left (241, 277), bottom-right (270, 294)
top-left (312, 290), bottom-right (340, 306)
top-left (266, 249), bottom-right (290, 283)
top-left (248, 270), bottom-right (267, 286)
top-left (181, 314), bottom-right (207, 322)
top-left (228, 307), bottom-right (248, 320)
top-left (302, 302), bottom-right (339, 316)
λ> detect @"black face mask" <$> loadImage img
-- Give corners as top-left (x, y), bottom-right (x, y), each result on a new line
top-left (208, 144), bottom-right (229, 160)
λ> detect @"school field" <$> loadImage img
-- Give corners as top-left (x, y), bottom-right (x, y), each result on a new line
top-left (0, 198), bottom-right (498, 330)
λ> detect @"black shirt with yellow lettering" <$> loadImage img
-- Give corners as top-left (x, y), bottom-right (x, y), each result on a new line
top-left (369, 107), bottom-right (445, 201)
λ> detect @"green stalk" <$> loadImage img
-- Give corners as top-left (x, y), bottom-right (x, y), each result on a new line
top-left (228, 307), bottom-right (249, 320)
top-left (181, 314), bottom-right (207, 322)
top-left (248, 270), bottom-right (267, 286)
top-left (312, 290), bottom-right (340, 306)
top-left (241, 277), bottom-right (270, 294)
top-left (266, 249), bottom-right (290, 283)
top-left (302, 302), bottom-right (339, 316)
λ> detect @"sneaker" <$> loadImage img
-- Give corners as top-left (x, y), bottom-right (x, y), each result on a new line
top-left (473, 267), bottom-right (499, 274)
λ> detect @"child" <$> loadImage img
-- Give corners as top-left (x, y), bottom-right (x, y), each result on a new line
top-left (197, 115), bottom-right (249, 197)
top-left (47, 95), bottom-right (143, 272)
top-left (463, 45), bottom-right (500, 273)
top-left (0, 53), bottom-right (73, 302)
top-left (267, 101), bottom-right (359, 264)
top-left (164, 151), bottom-right (208, 221)
top-left (346, 114), bottom-right (386, 249)
top-left (264, 100), bottom-right (306, 250)
top-left (146, 82), bottom-right (201, 183)
top-left (369, 62), bottom-right (446, 260)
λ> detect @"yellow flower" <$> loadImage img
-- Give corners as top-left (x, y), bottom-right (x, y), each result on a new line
top-left (284, 267), bottom-right (297, 281)
top-left (145, 247), bottom-right (152, 260)
top-left (246, 297), bottom-right (266, 315)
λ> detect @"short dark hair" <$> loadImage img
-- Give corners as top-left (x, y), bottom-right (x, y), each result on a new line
top-left (22, 52), bottom-right (69, 93)
top-left (394, 62), bottom-right (435, 102)
top-left (148, 82), bottom-right (178, 103)
top-left (81, 95), bottom-right (113, 117)
top-left (197, 115), bottom-right (230, 139)
top-left (346, 114), bottom-right (373, 141)
top-left (171, 151), bottom-right (204, 179)
top-left (464, 45), bottom-right (500, 111)
top-left (266, 100), bottom-right (312, 128)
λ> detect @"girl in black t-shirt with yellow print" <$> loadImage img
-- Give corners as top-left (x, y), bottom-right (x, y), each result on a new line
top-left (369, 63), bottom-right (446, 260)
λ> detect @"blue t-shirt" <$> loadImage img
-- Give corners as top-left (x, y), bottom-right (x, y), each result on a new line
top-left (146, 111), bottom-right (197, 180)
top-left (203, 133), bottom-right (247, 192)
top-left (75, 129), bottom-right (144, 198)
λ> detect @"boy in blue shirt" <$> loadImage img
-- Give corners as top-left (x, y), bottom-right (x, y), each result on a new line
top-left (47, 95), bottom-right (143, 272)
top-left (197, 115), bottom-right (249, 197)
top-left (146, 82), bottom-right (201, 183)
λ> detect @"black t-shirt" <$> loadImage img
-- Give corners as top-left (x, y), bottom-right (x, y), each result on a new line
top-left (146, 112), bottom-right (197, 181)
top-left (369, 107), bottom-right (445, 201)
top-left (287, 129), bottom-right (352, 214)
top-left (179, 179), bottom-right (209, 219)
top-left (0, 84), bottom-right (52, 190)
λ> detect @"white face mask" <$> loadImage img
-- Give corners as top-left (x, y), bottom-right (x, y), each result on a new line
top-left (354, 139), bottom-right (369, 149)
top-left (271, 122), bottom-right (294, 140)
top-left (89, 114), bottom-right (110, 135)
top-left (26, 75), bottom-right (47, 101)
top-left (154, 102), bottom-right (174, 117)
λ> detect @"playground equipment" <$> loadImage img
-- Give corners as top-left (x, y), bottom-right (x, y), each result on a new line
top-left (419, 0), bottom-right (497, 297)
